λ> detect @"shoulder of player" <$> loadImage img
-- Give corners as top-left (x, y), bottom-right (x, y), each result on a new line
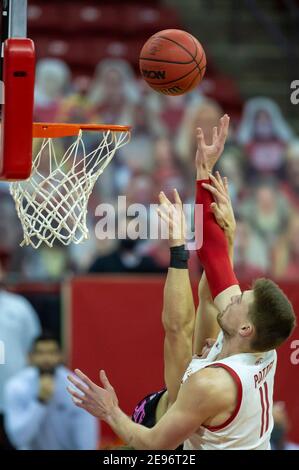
top-left (184, 366), bottom-right (238, 406)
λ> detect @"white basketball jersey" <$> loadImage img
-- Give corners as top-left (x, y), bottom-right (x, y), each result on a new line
top-left (183, 332), bottom-right (277, 450)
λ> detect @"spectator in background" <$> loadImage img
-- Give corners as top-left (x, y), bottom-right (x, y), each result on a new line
top-left (88, 236), bottom-right (165, 275)
top-left (239, 179), bottom-right (289, 248)
top-left (3, 333), bottom-right (98, 450)
top-left (271, 402), bottom-right (299, 450)
top-left (58, 76), bottom-right (95, 125)
top-left (159, 94), bottom-right (186, 135)
top-left (176, 98), bottom-right (223, 168)
top-left (272, 213), bottom-right (299, 280)
top-left (233, 219), bottom-right (269, 279)
top-left (88, 59), bottom-right (141, 199)
top-left (237, 97), bottom-right (294, 179)
top-left (281, 139), bottom-right (299, 211)
top-left (88, 212), bottom-right (165, 274)
top-left (88, 59), bottom-right (140, 126)
top-left (0, 261), bottom-right (41, 450)
top-left (116, 101), bottom-right (165, 195)
top-left (215, 147), bottom-right (245, 207)
top-left (152, 137), bottom-right (188, 200)
top-left (34, 59), bottom-right (71, 123)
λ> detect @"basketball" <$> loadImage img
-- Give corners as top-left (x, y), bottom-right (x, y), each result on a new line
top-left (139, 29), bottom-right (206, 96)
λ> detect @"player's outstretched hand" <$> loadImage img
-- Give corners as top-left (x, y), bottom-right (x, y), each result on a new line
top-left (195, 114), bottom-right (230, 177)
top-left (157, 189), bottom-right (186, 248)
top-left (202, 171), bottom-right (236, 239)
top-left (67, 369), bottom-right (118, 421)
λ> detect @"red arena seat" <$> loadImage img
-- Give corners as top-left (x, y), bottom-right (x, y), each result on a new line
top-left (28, 3), bottom-right (65, 32)
top-left (63, 4), bottom-right (122, 33)
top-left (122, 5), bottom-right (181, 35)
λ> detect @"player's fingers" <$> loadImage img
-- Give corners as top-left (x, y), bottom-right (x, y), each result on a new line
top-left (157, 206), bottom-right (173, 221)
top-left (74, 369), bottom-right (96, 390)
top-left (157, 208), bottom-right (174, 229)
top-left (158, 191), bottom-right (172, 207)
top-left (218, 114), bottom-right (230, 147)
top-left (67, 375), bottom-right (93, 397)
top-left (211, 204), bottom-right (225, 224)
top-left (209, 173), bottom-right (225, 195)
top-left (173, 188), bottom-right (182, 207)
top-left (67, 386), bottom-right (88, 402)
top-left (72, 397), bottom-right (90, 410)
top-left (100, 370), bottom-right (114, 392)
top-left (196, 127), bottom-right (206, 148)
top-left (212, 126), bottom-right (218, 144)
top-left (202, 183), bottom-right (226, 204)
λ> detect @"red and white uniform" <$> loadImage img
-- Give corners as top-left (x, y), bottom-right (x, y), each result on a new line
top-left (183, 332), bottom-right (277, 450)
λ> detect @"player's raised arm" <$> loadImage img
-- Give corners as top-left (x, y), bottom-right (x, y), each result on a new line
top-left (193, 173), bottom-right (236, 355)
top-left (157, 189), bottom-right (195, 406)
top-left (195, 115), bottom-right (241, 313)
top-left (67, 366), bottom-right (235, 450)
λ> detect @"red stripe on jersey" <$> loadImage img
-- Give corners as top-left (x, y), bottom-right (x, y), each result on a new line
top-left (202, 363), bottom-right (243, 432)
top-left (264, 382), bottom-right (270, 433)
top-left (259, 386), bottom-right (265, 438)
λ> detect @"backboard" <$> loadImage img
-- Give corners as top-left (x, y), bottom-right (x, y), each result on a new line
top-left (0, 0), bottom-right (35, 180)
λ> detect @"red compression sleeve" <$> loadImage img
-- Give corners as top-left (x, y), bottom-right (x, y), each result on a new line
top-left (195, 179), bottom-right (239, 299)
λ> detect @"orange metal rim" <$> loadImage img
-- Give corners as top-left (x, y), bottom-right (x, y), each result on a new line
top-left (33, 123), bottom-right (132, 139)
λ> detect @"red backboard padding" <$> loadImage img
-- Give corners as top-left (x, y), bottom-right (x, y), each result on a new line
top-left (0, 39), bottom-right (35, 180)
top-left (66, 276), bottom-right (299, 445)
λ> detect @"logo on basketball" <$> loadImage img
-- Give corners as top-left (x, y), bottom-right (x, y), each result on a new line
top-left (142, 70), bottom-right (166, 80)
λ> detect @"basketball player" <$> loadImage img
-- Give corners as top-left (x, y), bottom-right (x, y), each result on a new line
top-left (68, 176), bottom-right (234, 442)
top-left (67, 115), bottom-right (296, 450)
top-left (130, 180), bottom-right (233, 431)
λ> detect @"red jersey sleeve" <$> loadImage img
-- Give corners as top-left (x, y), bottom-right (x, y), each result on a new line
top-left (195, 179), bottom-right (239, 299)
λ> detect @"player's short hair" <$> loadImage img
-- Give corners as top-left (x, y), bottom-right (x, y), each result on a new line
top-left (249, 278), bottom-right (296, 352)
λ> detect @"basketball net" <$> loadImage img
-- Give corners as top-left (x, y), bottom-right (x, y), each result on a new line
top-left (10, 124), bottom-right (131, 248)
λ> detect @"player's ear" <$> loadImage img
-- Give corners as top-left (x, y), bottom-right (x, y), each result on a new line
top-left (239, 323), bottom-right (254, 338)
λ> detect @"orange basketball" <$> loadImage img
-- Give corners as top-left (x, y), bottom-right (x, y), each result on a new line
top-left (139, 29), bottom-right (206, 96)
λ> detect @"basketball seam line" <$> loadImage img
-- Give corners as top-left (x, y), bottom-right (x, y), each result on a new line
top-left (139, 57), bottom-right (195, 65)
top-left (185, 68), bottom-right (202, 92)
top-left (158, 35), bottom-right (202, 69)
top-left (189, 33), bottom-right (199, 59)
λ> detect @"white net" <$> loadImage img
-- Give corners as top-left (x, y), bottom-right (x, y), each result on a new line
top-left (10, 128), bottom-right (130, 248)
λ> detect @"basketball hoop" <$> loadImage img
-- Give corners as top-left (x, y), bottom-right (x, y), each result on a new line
top-left (10, 123), bottom-right (131, 249)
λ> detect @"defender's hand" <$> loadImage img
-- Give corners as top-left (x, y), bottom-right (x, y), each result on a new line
top-left (196, 114), bottom-right (230, 178)
top-left (202, 172), bottom-right (236, 239)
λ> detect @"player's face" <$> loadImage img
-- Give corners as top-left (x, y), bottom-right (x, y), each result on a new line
top-left (217, 290), bottom-right (254, 337)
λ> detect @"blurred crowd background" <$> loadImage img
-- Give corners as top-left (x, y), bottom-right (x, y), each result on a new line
top-left (0, 0), bottom-right (299, 283)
